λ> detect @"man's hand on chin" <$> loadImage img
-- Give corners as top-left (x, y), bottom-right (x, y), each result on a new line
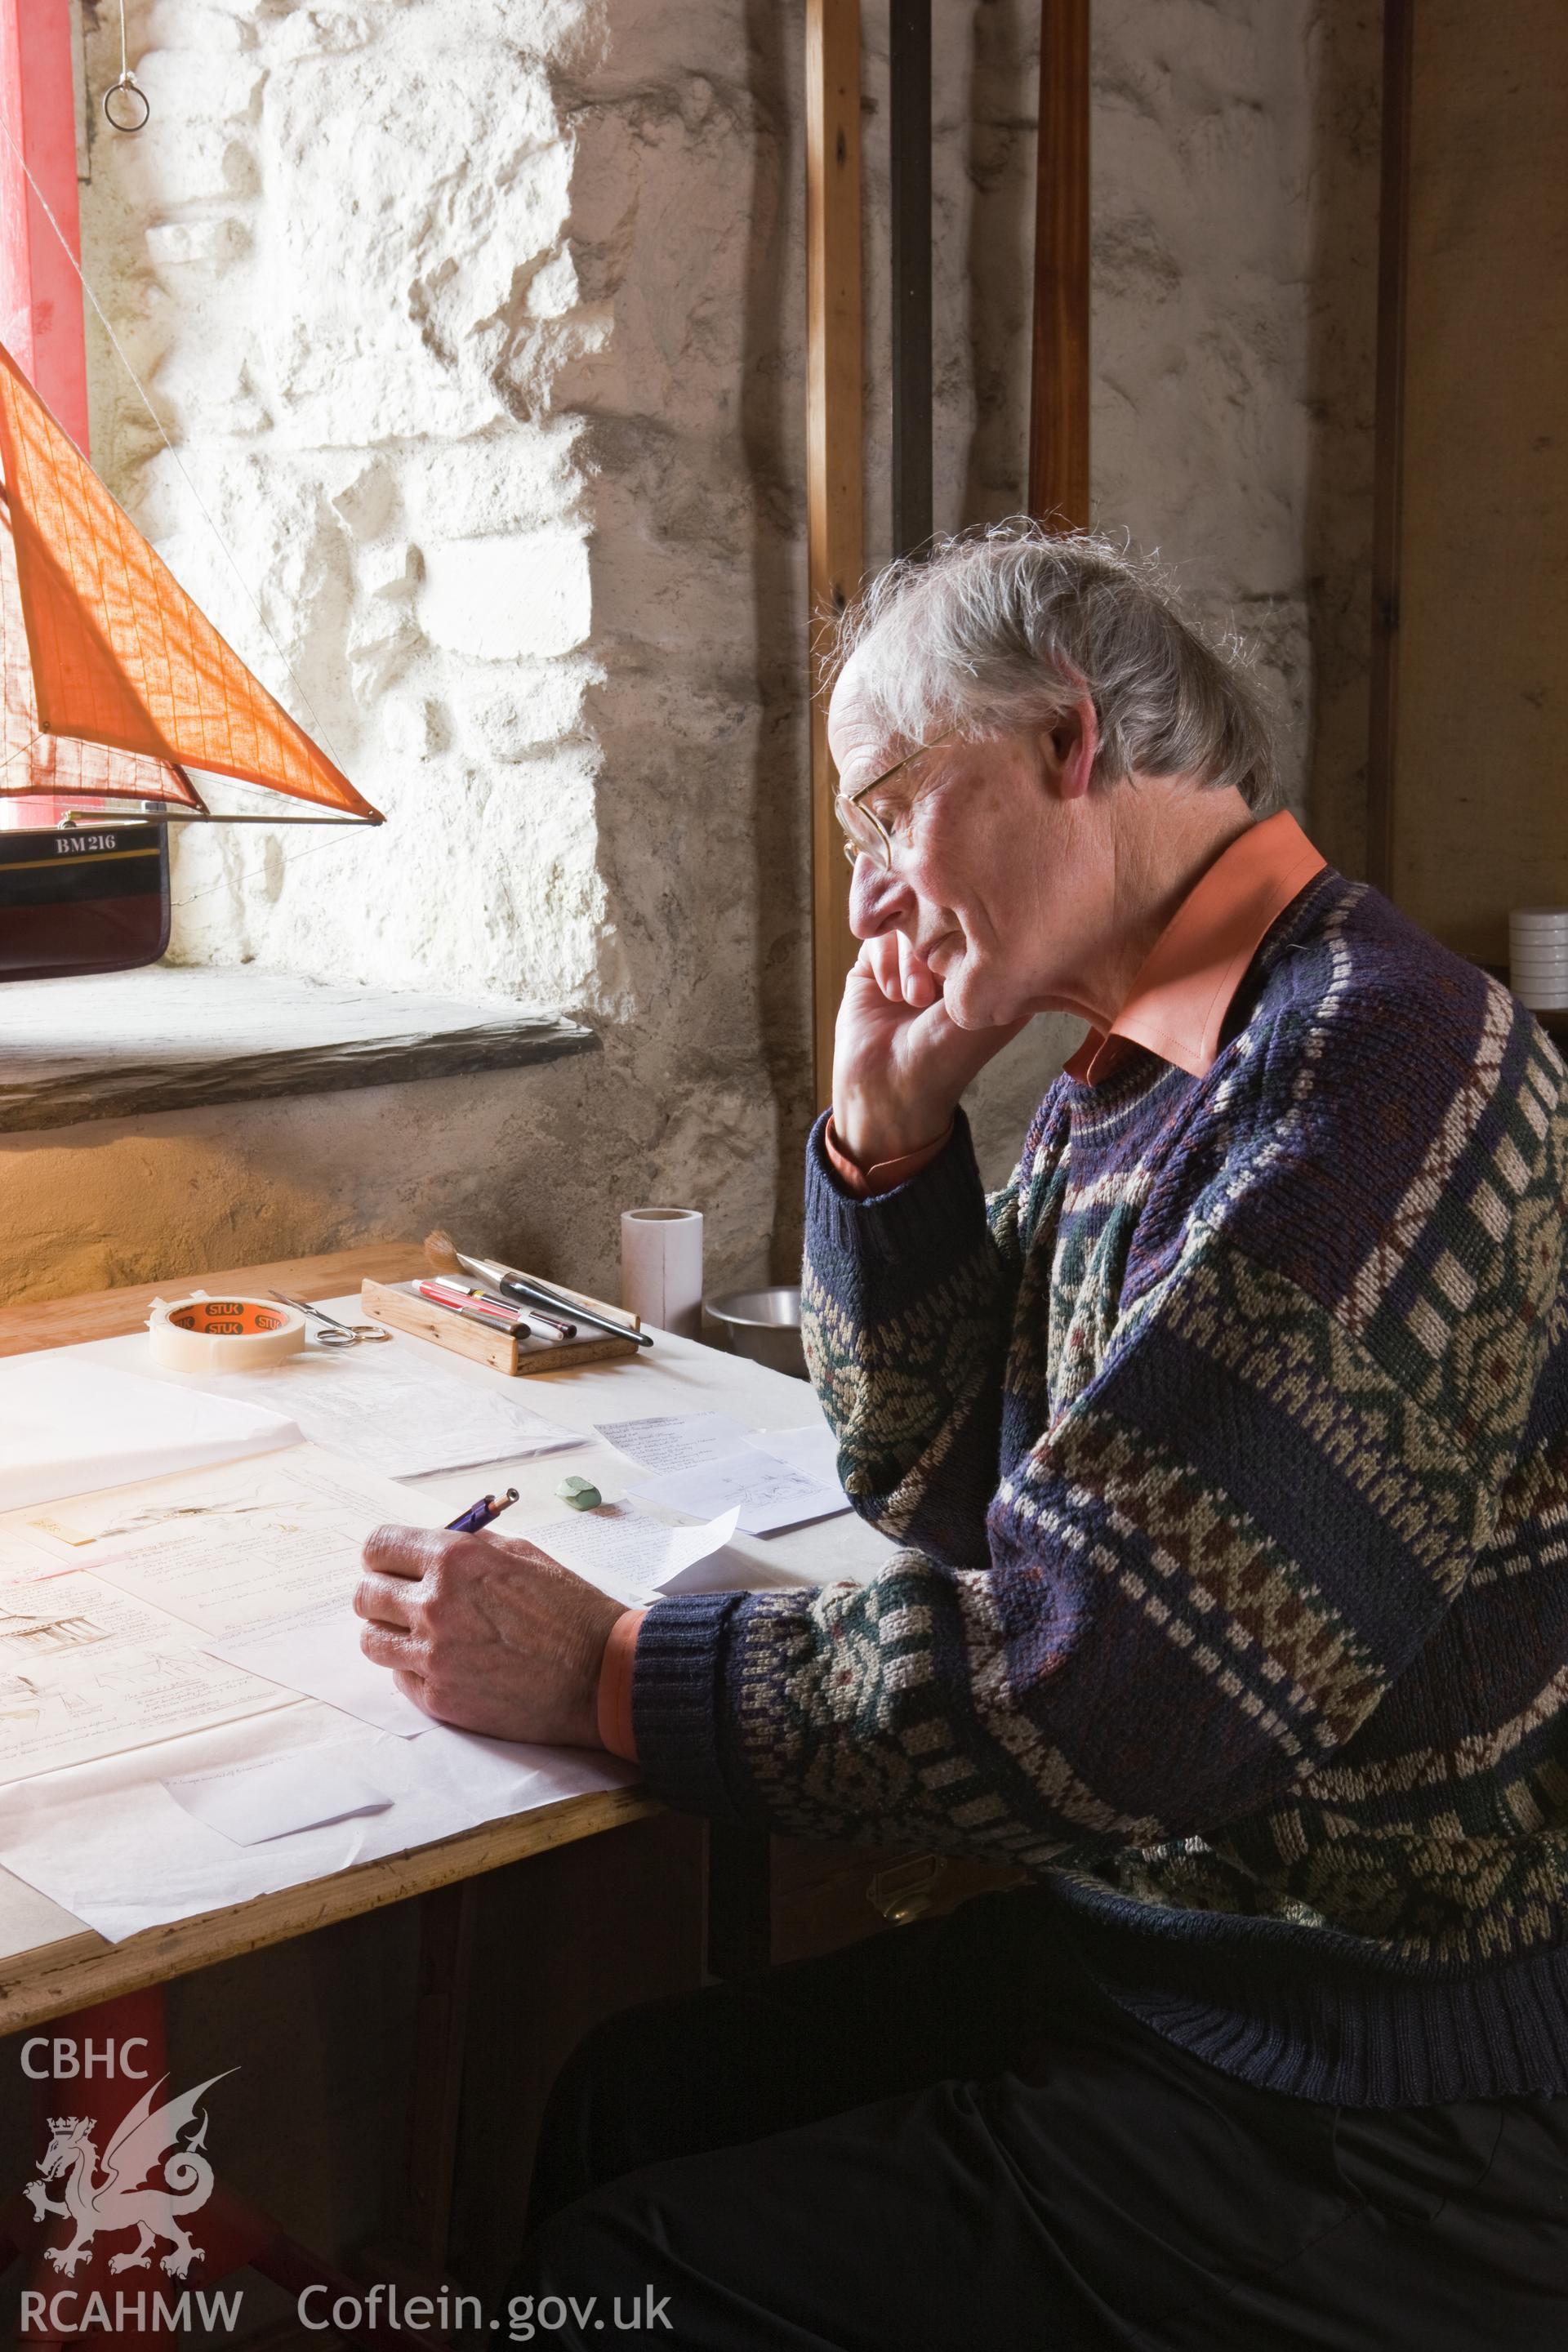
top-left (354, 1522), bottom-right (628, 1748)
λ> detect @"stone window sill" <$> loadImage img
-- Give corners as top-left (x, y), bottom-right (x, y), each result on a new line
top-left (0, 964), bottom-right (596, 1134)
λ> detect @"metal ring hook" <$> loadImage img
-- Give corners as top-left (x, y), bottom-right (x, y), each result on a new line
top-left (103, 73), bottom-right (150, 135)
top-left (103, 0), bottom-right (149, 134)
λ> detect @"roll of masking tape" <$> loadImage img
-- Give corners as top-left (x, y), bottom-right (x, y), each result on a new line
top-left (147, 1290), bottom-right (308, 1372)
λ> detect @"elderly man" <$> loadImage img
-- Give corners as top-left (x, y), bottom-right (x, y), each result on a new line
top-left (357, 529), bottom-right (1568, 2347)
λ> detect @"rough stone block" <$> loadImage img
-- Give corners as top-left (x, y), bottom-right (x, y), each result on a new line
top-left (457, 665), bottom-right (592, 760)
top-left (144, 4), bottom-right (247, 50)
top-left (272, 10), bottom-right (374, 57)
top-left (224, 396), bottom-right (273, 438)
top-left (256, 40), bottom-right (566, 441)
top-left (347, 604), bottom-right (420, 702)
top-left (416, 532), bottom-right (590, 662)
top-left (526, 248), bottom-right (581, 320)
top-left (261, 319), bottom-right (501, 445)
top-left (145, 216), bottom-right (251, 271)
top-left (118, 123), bottom-right (256, 206)
top-left (381, 694), bottom-right (450, 762)
top-left (361, 541), bottom-right (422, 602)
top-left (329, 460), bottom-right (399, 541)
top-left (399, 431), bottom-right (581, 539)
top-left (135, 48), bottom-right (264, 124)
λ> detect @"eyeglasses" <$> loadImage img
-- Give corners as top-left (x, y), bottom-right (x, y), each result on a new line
top-left (832, 733), bottom-right (956, 871)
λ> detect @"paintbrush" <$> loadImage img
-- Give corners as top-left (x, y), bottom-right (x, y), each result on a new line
top-left (424, 1230), bottom-right (655, 1348)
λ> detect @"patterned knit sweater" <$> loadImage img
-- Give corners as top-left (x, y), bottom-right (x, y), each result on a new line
top-left (634, 870), bottom-right (1568, 2105)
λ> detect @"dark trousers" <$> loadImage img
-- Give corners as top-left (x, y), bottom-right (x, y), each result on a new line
top-left (506, 1888), bottom-right (1568, 2350)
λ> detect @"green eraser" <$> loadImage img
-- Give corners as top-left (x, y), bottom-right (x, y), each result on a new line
top-left (556, 1475), bottom-right (602, 1511)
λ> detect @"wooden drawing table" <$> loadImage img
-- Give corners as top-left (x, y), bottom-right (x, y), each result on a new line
top-left (0, 1247), bottom-right (653, 2034)
top-left (0, 1240), bottom-right (889, 2029)
top-left (0, 1243), bottom-right (892, 2336)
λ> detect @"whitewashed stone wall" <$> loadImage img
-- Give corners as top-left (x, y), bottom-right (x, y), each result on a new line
top-left (82, 0), bottom-right (612, 1008)
top-left (5, 0), bottom-right (1374, 1307)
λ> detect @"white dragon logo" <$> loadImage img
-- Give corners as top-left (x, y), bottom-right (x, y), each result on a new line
top-left (23, 2071), bottom-right (233, 2278)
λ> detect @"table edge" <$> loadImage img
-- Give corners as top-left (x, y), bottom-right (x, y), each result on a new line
top-left (0, 1782), bottom-right (659, 2035)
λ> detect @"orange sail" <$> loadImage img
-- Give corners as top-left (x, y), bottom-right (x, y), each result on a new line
top-left (0, 339), bottom-right (380, 822)
top-left (0, 486), bottom-right (204, 808)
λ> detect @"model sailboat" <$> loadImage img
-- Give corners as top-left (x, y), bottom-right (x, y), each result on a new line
top-left (0, 338), bottom-right (381, 828)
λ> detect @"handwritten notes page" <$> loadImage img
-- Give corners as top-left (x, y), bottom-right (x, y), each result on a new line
top-left (532, 1504), bottom-right (743, 1603)
top-left (596, 1413), bottom-right (849, 1535)
top-left (745, 1423), bottom-right (842, 1486)
top-left (592, 1414), bottom-right (753, 1472)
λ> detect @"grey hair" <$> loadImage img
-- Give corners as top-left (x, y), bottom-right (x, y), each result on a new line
top-left (825, 522), bottom-right (1278, 811)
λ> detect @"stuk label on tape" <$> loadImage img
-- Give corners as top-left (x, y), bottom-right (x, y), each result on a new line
top-left (147, 1290), bottom-right (308, 1371)
top-left (168, 1299), bottom-right (293, 1339)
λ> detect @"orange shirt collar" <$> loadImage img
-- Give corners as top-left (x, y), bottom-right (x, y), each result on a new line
top-left (1063, 809), bottom-right (1327, 1087)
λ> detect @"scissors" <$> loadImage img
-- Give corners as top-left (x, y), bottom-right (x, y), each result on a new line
top-left (269, 1290), bottom-right (394, 1348)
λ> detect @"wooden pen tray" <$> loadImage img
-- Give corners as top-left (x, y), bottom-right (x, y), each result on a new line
top-left (360, 1277), bottom-right (640, 1375)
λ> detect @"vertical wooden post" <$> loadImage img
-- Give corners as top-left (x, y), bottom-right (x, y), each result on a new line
top-left (0, 0), bottom-right (89, 452)
top-left (1365, 0), bottom-right (1414, 897)
top-left (1027, 0), bottom-right (1090, 528)
top-left (807, 0), bottom-right (864, 1110)
top-left (889, 0), bottom-right (933, 559)
top-left (398, 1882), bottom-right (478, 2274)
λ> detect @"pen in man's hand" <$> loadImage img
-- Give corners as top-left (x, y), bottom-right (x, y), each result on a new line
top-left (446, 1488), bottom-right (520, 1535)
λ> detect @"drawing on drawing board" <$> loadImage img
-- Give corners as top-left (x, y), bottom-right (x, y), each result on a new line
top-left (0, 1598), bottom-right (109, 1659)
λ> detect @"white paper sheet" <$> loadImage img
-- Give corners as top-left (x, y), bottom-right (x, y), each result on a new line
top-left (12, 1442), bottom-right (445, 1597)
top-left (6, 1439), bottom-right (442, 1570)
top-left (531, 1503), bottom-right (742, 1599)
top-left (8, 1446), bottom-right (407, 1569)
top-left (746, 1423), bottom-right (842, 1486)
top-left (0, 1563), bottom-right (301, 1785)
top-left (163, 1748), bottom-right (394, 1845)
top-left (87, 1514), bottom-right (369, 1635)
top-left (0, 1448), bottom-right (450, 1784)
top-left (594, 1412), bottom-right (753, 1473)
top-left (204, 1605), bottom-right (430, 1737)
top-left (0, 1567), bottom-right (180, 1664)
top-left (0, 1634), bottom-right (296, 1783)
top-left (627, 1450), bottom-right (849, 1535)
top-left (0, 1707), bottom-right (637, 1941)
top-left (181, 1345), bottom-right (583, 1481)
top-left (73, 1448), bottom-right (432, 1634)
top-left (0, 1528), bottom-right (62, 1578)
top-left (0, 1356), bottom-right (299, 1512)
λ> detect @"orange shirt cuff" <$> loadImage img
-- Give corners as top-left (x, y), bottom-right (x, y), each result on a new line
top-left (823, 1114), bottom-right (954, 1198)
top-left (595, 1606), bottom-right (645, 1762)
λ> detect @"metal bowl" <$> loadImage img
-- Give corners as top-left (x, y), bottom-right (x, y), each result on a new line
top-left (703, 1285), bottom-right (808, 1379)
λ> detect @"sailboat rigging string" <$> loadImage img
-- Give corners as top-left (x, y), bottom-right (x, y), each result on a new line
top-left (0, 101), bottom-right (352, 796)
top-left (0, 730), bottom-right (44, 782)
top-left (169, 822), bottom-right (354, 920)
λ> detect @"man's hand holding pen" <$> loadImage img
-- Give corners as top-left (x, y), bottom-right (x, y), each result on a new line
top-left (354, 1521), bottom-right (628, 1748)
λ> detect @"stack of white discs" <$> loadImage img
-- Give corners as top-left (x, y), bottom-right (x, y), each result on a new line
top-left (1510, 908), bottom-right (1568, 1011)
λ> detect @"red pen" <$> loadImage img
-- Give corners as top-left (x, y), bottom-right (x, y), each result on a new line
top-left (423, 1276), bottom-right (576, 1340)
top-left (417, 1281), bottom-right (532, 1334)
